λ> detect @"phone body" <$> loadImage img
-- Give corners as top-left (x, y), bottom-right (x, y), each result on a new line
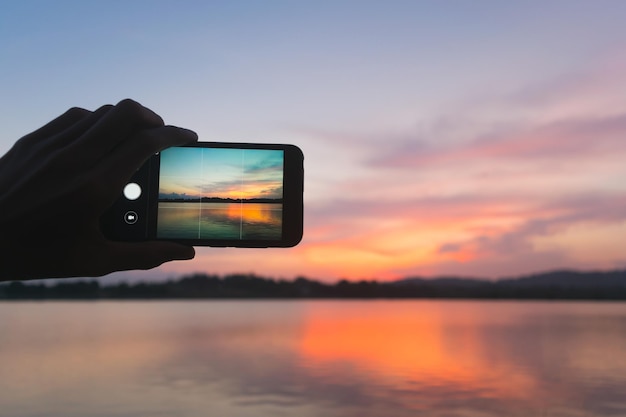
top-left (101, 142), bottom-right (304, 247)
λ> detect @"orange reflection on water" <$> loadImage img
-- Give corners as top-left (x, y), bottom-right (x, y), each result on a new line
top-left (222, 203), bottom-right (281, 224)
top-left (298, 302), bottom-right (537, 399)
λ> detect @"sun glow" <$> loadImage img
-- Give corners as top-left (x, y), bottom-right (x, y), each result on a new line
top-left (298, 213), bottom-right (524, 279)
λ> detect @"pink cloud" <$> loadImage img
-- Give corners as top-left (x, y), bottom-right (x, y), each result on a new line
top-left (369, 114), bottom-right (626, 168)
top-left (120, 49), bottom-right (626, 282)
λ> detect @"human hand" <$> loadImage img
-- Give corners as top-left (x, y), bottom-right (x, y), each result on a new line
top-left (0, 99), bottom-right (197, 281)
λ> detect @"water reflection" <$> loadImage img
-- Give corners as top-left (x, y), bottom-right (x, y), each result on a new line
top-left (1, 301), bottom-right (626, 417)
top-left (157, 202), bottom-right (282, 239)
top-left (298, 303), bottom-right (537, 402)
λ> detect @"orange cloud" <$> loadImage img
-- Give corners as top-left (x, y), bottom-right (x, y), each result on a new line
top-left (150, 52), bottom-right (626, 282)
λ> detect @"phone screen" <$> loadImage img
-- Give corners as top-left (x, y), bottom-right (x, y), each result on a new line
top-left (156, 147), bottom-right (285, 241)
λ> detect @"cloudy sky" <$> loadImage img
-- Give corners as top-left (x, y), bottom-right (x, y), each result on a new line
top-left (2, 1), bottom-right (626, 281)
top-left (159, 147), bottom-right (284, 200)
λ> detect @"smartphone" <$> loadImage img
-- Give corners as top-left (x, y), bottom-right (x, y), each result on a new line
top-left (101, 142), bottom-right (304, 247)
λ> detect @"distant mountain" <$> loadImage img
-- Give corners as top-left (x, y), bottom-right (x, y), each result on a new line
top-left (498, 269), bottom-right (626, 288)
top-left (395, 269), bottom-right (626, 289)
top-left (389, 269), bottom-right (626, 300)
top-left (158, 192), bottom-right (197, 200)
top-left (158, 195), bottom-right (282, 203)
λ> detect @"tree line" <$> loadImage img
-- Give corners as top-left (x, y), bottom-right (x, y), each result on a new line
top-left (2, 270), bottom-right (626, 300)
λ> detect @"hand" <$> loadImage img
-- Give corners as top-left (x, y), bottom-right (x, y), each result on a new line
top-left (0, 99), bottom-right (198, 281)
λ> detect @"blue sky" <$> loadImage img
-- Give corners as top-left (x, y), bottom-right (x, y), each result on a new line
top-left (3, 1), bottom-right (626, 281)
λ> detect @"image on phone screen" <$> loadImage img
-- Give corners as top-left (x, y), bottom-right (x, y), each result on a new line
top-left (156, 147), bottom-right (284, 240)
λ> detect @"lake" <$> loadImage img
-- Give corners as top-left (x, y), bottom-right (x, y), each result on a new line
top-left (157, 202), bottom-right (282, 240)
top-left (1, 300), bottom-right (625, 416)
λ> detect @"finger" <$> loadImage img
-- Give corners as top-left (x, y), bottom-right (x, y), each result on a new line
top-left (92, 125), bottom-right (198, 199)
top-left (16, 107), bottom-right (92, 147)
top-left (0, 105), bottom-right (117, 199)
top-left (38, 104), bottom-right (113, 154)
top-left (68, 99), bottom-right (165, 161)
top-left (114, 125), bottom-right (198, 171)
top-left (8, 235), bottom-right (194, 279)
top-left (0, 107), bottom-right (92, 172)
top-left (97, 241), bottom-right (195, 275)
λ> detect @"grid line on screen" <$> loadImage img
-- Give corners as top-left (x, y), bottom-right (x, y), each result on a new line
top-left (197, 149), bottom-right (204, 238)
top-left (239, 149), bottom-right (244, 239)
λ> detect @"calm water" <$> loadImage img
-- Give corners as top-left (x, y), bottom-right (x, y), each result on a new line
top-left (157, 202), bottom-right (282, 240)
top-left (1, 300), bottom-right (626, 417)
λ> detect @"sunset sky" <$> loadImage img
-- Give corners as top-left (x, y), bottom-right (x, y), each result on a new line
top-left (2, 1), bottom-right (626, 281)
top-left (159, 147), bottom-right (283, 200)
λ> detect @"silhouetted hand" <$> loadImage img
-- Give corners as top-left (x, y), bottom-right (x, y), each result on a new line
top-left (0, 99), bottom-right (197, 281)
